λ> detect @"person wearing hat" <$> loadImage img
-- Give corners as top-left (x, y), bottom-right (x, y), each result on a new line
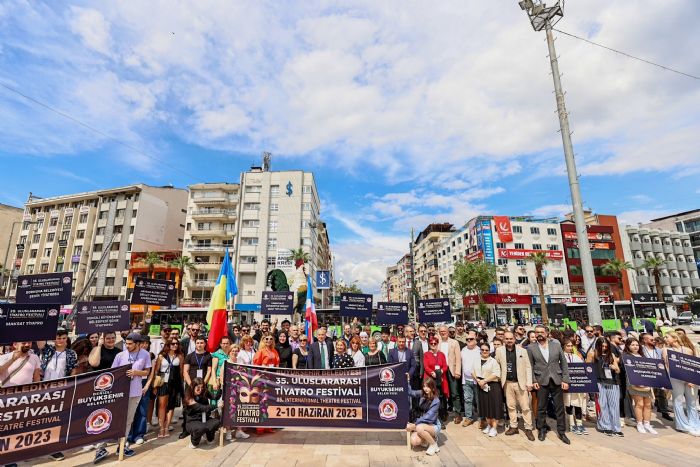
top-left (94, 333), bottom-right (152, 463)
top-left (359, 332), bottom-right (370, 354)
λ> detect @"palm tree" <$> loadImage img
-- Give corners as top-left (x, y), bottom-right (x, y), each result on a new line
top-left (169, 255), bottom-right (197, 306)
top-left (290, 247), bottom-right (310, 269)
top-left (527, 252), bottom-right (550, 325)
top-left (642, 257), bottom-right (668, 321)
top-left (601, 258), bottom-right (633, 301)
top-left (140, 252), bottom-right (163, 335)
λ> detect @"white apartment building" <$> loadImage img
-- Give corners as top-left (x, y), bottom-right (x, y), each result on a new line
top-left (7, 185), bottom-right (187, 301)
top-left (413, 223), bottom-right (455, 299)
top-left (438, 225), bottom-right (470, 307)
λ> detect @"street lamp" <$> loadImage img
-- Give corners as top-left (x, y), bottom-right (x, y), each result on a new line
top-left (518, 1), bottom-right (602, 325)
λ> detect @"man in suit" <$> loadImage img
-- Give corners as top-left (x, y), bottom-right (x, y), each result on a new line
top-left (437, 325), bottom-right (463, 424)
top-left (308, 326), bottom-right (334, 369)
top-left (526, 325), bottom-right (570, 444)
top-left (496, 331), bottom-right (535, 441)
top-left (412, 324), bottom-right (429, 389)
top-left (388, 336), bottom-right (417, 381)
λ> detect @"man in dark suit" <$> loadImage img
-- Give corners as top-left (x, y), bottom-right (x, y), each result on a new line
top-left (388, 336), bottom-right (417, 381)
top-left (526, 325), bottom-right (570, 444)
top-left (308, 326), bottom-right (334, 369)
top-left (412, 324), bottom-right (428, 389)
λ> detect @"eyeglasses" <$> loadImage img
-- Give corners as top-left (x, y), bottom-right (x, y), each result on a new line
top-left (466, 338), bottom-right (475, 341)
top-left (429, 341), bottom-right (439, 346)
top-left (480, 349), bottom-right (490, 353)
top-left (191, 329), bottom-right (200, 333)
top-left (419, 330), bottom-right (427, 333)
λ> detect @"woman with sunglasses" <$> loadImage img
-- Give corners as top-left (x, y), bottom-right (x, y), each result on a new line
top-left (586, 337), bottom-right (622, 436)
top-left (253, 332), bottom-right (280, 367)
top-left (153, 338), bottom-right (185, 438)
top-left (184, 377), bottom-right (220, 448)
top-left (292, 335), bottom-right (309, 369)
top-left (276, 331), bottom-right (293, 368)
top-left (406, 377), bottom-right (441, 456)
top-left (472, 344), bottom-right (503, 437)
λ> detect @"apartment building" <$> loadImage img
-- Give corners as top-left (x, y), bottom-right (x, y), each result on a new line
top-left (438, 224), bottom-right (470, 306)
top-left (384, 265), bottom-right (402, 302)
top-left (413, 223), bottom-right (455, 299)
top-left (181, 182), bottom-right (239, 305)
top-left (396, 253), bottom-right (413, 303)
top-left (643, 209), bottom-right (700, 267)
top-left (0, 203), bottom-right (23, 292)
top-left (7, 185), bottom-right (187, 301)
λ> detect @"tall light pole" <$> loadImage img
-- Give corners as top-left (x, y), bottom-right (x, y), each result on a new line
top-left (518, 0), bottom-right (602, 324)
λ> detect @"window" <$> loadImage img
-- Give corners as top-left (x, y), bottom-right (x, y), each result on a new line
top-left (30, 249), bottom-right (38, 258)
top-left (270, 203), bottom-right (279, 212)
top-left (242, 237), bottom-right (258, 246)
top-left (98, 211), bottom-right (107, 220)
top-left (245, 185), bottom-right (262, 193)
top-left (241, 256), bottom-right (257, 263)
top-left (499, 276), bottom-right (510, 284)
top-left (244, 203), bottom-right (260, 211)
top-left (270, 185), bottom-right (279, 196)
top-left (40, 263), bottom-right (49, 273)
top-left (496, 242), bottom-right (506, 249)
top-left (243, 220), bottom-right (259, 227)
top-left (642, 237), bottom-right (650, 243)
top-left (197, 222), bottom-right (212, 230)
top-left (547, 244), bottom-right (559, 250)
top-left (79, 213), bottom-right (88, 223)
top-left (36, 220), bottom-right (44, 229)
top-left (32, 234), bottom-right (40, 243)
top-left (653, 238), bottom-right (660, 244)
top-left (47, 233), bottom-right (55, 242)
top-left (301, 220), bottom-right (311, 228)
top-left (113, 225), bottom-right (123, 234)
top-left (547, 228), bottom-right (557, 235)
top-left (518, 276), bottom-right (529, 284)
top-left (512, 225), bottom-right (522, 234)
top-left (19, 236), bottom-right (27, 245)
top-left (22, 221), bottom-right (32, 230)
top-left (61, 231), bottom-right (70, 241)
top-left (497, 259), bottom-right (508, 266)
top-left (516, 260), bottom-right (526, 267)
top-left (267, 238), bottom-right (277, 249)
top-left (49, 218), bottom-right (58, 227)
top-left (44, 248), bottom-right (52, 257)
top-left (269, 220), bottom-right (278, 232)
top-left (530, 227), bottom-right (540, 235)
top-left (302, 185), bottom-right (312, 194)
top-left (223, 223), bottom-right (235, 231)
top-left (26, 264), bottom-right (34, 274)
top-left (514, 243), bottom-right (525, 249)
top-left (105, 277), bottom-right (115, 286)
top-left (266, 257), bottom-right (276, 266)
top-left (73, 246), bottom-right (82, 256)
top-left (64, 216), bottom-right (72, 227)
top-left (116, 209), bottom-right (125, 218)
top-left (302, 203), bottom-right (311, 211)
top-left (301, 237), bottom-right (311, 246)
top-left (532, 244), bottom-right (542, 250)
top-left (554, 277), bottom-right (564, 285)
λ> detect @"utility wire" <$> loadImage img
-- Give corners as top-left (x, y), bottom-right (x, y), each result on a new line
top-left (0, 80), bottom-right (205, 182)
top-left (553, 28), bottom-right (700, 81)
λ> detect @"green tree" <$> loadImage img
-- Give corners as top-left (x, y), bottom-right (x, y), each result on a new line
top-left (642, 257), bottom-right (668, 321)
top-left (169, 255), bottom-right (197, 307)
top-left (601, 258), bottom-right (633, 301)
top-left (452, 260), bottom-right (497, 321)
top-left (527, 252), bottom-right (550, 325)
top-left (291, 247), bottom-right (310, 269)
top-left (336, 280), bottom-right (363, 294)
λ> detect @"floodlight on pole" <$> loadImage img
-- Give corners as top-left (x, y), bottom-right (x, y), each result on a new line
top-left (518, 0), bottom-right (602, 325)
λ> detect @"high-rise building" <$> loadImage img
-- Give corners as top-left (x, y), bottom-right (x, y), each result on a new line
top-left (643, 209), bottom-right (700, 270)
top-left (413, 223), bottom-right (455, 299)
top-left (384, 265), bottom-right (401, 302)
top-left (7, 185), bottom-right (188, 302)
top-left (438, 224), bottom-right (470, 307)
top-left (0, 203), bottom-right (23, 292)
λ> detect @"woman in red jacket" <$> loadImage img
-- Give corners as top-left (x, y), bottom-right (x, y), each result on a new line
top-left (423, 336), bottom-right (449, 398)
top-left (253, 333), bottom-right (280, 367)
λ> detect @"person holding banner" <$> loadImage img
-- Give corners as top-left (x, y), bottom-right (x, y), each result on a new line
top-left (623, 337), bottom-right (658, 434)
top-left (663, 331), bottom-right (700, 436)
top-left (587, 338), bottom-right (622, 437)
top-left (406, 377), bottom-right (441, 456)
top-left (640, 333), bottom-right (673, 421)
top-left (562, 338), bottom-right (588, 435)
top-left (37, 329), bottom-right (78, 380)
top-left (184, 377), bottom-right (221, 448)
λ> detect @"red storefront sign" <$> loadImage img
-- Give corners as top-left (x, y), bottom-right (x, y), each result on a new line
top-left (493, 216), bottom-right (513, 243)
top-left (563, 231), bottom-right (612, 241)
top-left (463, 294), bottom-right (532, 306)
top-left (465, 250), bottom-right (483, 262)
top-left (497, 249), bottom-right (564, 260)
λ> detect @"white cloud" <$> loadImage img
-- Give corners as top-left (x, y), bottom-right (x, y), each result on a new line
top-left (616, 209), bottom-right (673, 227)
top-left (68, 6), bottom-right (112, 55)
top-left (528, 204), bottom-right (573, 218)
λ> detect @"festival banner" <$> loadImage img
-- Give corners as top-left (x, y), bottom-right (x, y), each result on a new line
top-left (0, 366), bottom-right (130, 465)
top-left (339, 293), bottom-right (373, 319)
top-left (15, 272), bottom-right (73, 305)
top-left (130, 278), bottom-right (176, 307)
top-left (261, 291), bottom-right (294, 315)
top-left (376, 302), bottom-right (409, 325)
top-left (622, 354), bottom-right (672, 389)
top-left (0, 303), bottom-right (61, 344)
top-left (221, 362), bottom-right (409, 429)
top-left (75, 301), bottom-right (131, 334)
top-left (416, 298), bottom-right (451, 323)
top-left (667, 350), bottom-right (700, 386)
top-left (566, 363), bottom-right (599, 393)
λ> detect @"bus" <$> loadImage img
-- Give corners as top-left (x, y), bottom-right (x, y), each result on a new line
top-left (532, 302), bottom-right (667, 332)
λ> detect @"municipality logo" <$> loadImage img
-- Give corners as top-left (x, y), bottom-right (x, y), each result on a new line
top-left (380, 368), bottom-right (395, 384)
top-left (670, 353), bottom-right (679, 361)
top-left (121, 305), bottom-right (129, 311)
top-left (48, 308), bottom-right (58, 317)
top-left (378, 399), bottom-right (398, 421)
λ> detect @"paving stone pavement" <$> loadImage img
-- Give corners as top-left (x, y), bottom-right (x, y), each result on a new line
top-left (21, 411), bottom-right (700, 467)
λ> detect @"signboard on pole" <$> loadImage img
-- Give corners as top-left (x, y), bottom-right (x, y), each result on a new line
top-left (130, 278), bottom-right (176, 307)
top-left (566, 363), bottom-right (598, 393)
top-left (222, 362), bottom-right (409, 429)
top-left (416, 298), bottom-right (451, 323)
top-left (315, 270), bottom-right (331, 290)
top-left (15, 272), bottom-right (73, 305)
top-left (623, 355), bottom-right (672, 389)
top-left (376, 302), bottom-right (409, 325)
top-left (261, 291), bottom-right (294, 315)
top-left (667, 350), bottom-right (700, 386)
top-left (339, 293), bottom-right (373, 319)
top-left (0, 367), bottom-right (131, 465)
top-left (0, 303), bottom-right (61, 344)
top-left (75, 301), bottom-right (131, 334)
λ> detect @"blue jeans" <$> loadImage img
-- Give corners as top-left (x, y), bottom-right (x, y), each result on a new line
top-left (128, 384), bottom-right (150, 443)
top-left (463, 380), bottom-right (480, 421)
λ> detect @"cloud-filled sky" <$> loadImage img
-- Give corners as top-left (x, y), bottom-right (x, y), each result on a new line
top-left (1, 1), bottom-right (699, 294)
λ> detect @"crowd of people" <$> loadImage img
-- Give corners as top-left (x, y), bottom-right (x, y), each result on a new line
top-left (1, 317), bottom-right (699, 464)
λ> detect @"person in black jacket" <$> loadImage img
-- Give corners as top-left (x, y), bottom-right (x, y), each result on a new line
top-left (184, 377), bottom-right (221, 448)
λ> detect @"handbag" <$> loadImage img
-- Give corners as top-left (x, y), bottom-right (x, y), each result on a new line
top-left (153, 372), bottom-right (164, 388)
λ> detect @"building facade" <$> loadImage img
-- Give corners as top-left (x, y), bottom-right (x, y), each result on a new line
top-left (0, 203), bottom-right (23, 292)
top-left (643, 209), bottom-right (700, 271)
top-left (438, 225), bottom-right (470, 307)
top-left (413, 223), bottom-right (454, 299)
top-left (7, 185), bottom-right (188, 302)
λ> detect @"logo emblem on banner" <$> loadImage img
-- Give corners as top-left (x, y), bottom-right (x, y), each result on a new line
top-left (48, 308), bottom-right (58, 317)
top-left (378, 399), bottom-right (398, 421)
top-left (586, 367), bottom-right (593, 373)
top-left (493, 216), bottom-right (513, 243)
top-left (86, 409), bottom-right (113, 434)
top-left (380, 368), bottom-right (395, 384)
top-left (62, 276), bottom-right (71, 284)
top-left (94, 373), bottom-right (114, 391)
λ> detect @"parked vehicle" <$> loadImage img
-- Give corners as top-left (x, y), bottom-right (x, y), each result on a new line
top-left (672, 311), bottom-right (694, 326)
top-left (689, 319), bottom-right (700, 334)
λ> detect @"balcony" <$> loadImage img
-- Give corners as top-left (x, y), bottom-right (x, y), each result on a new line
top-left (670, 277), bottom-right (681, 287)
top-left (109, 251), bottom-right (120, 260)
top-left (662, 244), bottom-right (674, 254)
top-left (239, 263), bottom-right (257, 272)
top-left (684, 246), bottom-right (695, 256)
top-left (187, 280), bottom-right (216, 288)
top-left (681, 276), bottom-right (691, 287)
top-left (629, 240), bottom-right (641, 250)
top-left (659, 276), bottom-right (670, 287)
top-left (193, 262), bottom-right (222, 271)
top-left (637, 276), bottom-right (650, 287)
top-left (692, 277), bottom-right (700, 288)
top-left (651, 242), bottom-right (663, 253)
top-left (191, 209), bottom-right (237, 219)
top-left (194, 228), bottom-right (227, 237)
top-left (106, 268), bottom-right (116, 277)
top-left (676, 261), bottom-right (688, 271)
top-left (633, 257), bottom-right (645, 268)
top-left (187, 244), bottom-right (228, 253)
top-left (640, 241), bottom-right (652, 252)
top-left (192, 194), bottom-right (229, 204)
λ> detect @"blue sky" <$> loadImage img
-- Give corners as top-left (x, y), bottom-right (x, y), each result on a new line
top-left (1, 1), bottom-right (699, 293)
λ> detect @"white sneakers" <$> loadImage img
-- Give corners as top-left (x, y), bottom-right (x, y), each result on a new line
top-left (637, 422), bottom-right (659, 435)
top-left (426, 443), bottom-right (440, 456)
top-left (482, 426), bottom-right (491, 434)
top-left (225, 432), bottom-right (233, 441)
top-left (188, 441), bottom-right (197, 449)
top-left (235, 430), bottom-right (250, 439)
top-left (488, 427), bottom-right (498, 437)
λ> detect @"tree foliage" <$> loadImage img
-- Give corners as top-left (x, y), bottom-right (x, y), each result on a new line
top-left (452, 260), bottom-right (497, 304)
top-left (336, 280), bottom-right (363, 294)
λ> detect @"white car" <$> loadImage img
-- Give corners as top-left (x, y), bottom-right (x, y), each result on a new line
top-left (690, 319), bottom-right (700, 334)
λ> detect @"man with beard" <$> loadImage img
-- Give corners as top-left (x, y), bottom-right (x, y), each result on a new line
top-left (288, 325), bottom-right (302, 351)
top-left (496, 331), bottom-right (535, 441)
top-left (527, 325), bottom-right (570, 444)
top-left (0, 341), bottom-right (41, 386)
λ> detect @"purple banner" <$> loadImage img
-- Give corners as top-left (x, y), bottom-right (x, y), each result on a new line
top-left (339, 293), bottom-right (373, 319)
top-left (417, 298), bottom-right (451, 323)
top-left (622, 354), bottom-right (672, 389)
top-left (0, 366), bottom-right (130, 465)
top-left (222, 362), bottom-right (409, 429)
top-left (261, 291), bottom-right (294, 315)
top-left (15, 272), bottom-right (73, 305)
top-left (668, 350), bottom-right (700, 386)
top-left (131, 278), bottom-right (176, 307)
top-left (566, 363), bottom-right (598, 393)
top-left (376, 302), bottom-right (409, 325)
top-left (75, 301), bottom-right (131, 334)
top-left (0, 303), bottom-right (61, 344)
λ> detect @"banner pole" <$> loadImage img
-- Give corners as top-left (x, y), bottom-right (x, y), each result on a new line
top-left (220, 427), bottom-right (225, 446)
top-left (406, 431), bottom-right (411, 449)
top-left (118, 437), bottom-right (126, 461)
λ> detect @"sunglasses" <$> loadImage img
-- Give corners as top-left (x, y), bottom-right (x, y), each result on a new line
top-left (466, 338), bottom-right (475, 341)
top-left (480, 349), bottom-right (490, 352)
top-left (300, 339), bottom-right (308, 342)
top-left (170, 343), bottom-right (179, 346)
top-left (429, 341), bottom-right (439, 345)
top-left (264, 337), bottom-right (273, 341)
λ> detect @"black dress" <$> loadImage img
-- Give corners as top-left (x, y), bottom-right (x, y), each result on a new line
top-left (477, 359), bottom-right (504, 419)
top-left (293, 348), bottom-right (309, 369)
top-left (365, 352), bottom-right (387, 366)
top-left (332, 354), bottom-right (355, 368)
top-left (276, 344), bottom-right (293, 368)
